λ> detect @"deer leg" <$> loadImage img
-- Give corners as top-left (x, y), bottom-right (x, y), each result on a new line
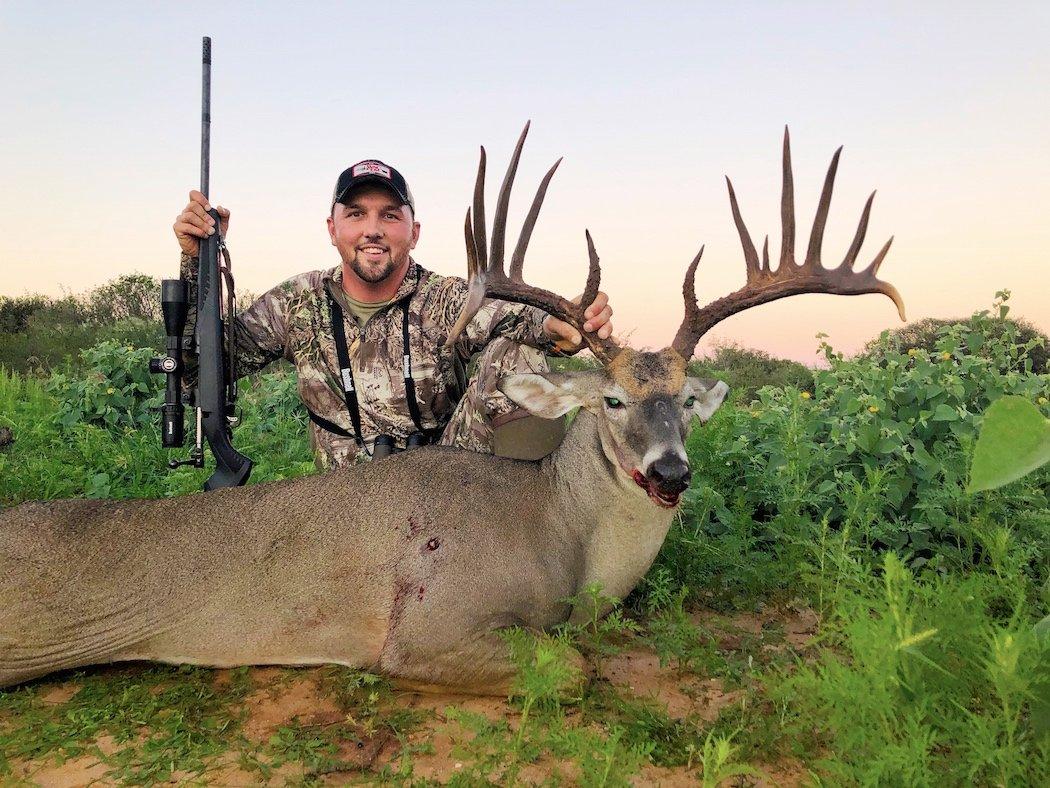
top-left (381, 615), bottom-right (523, 695)
top-left (384, 621), bottom-right (589, 697)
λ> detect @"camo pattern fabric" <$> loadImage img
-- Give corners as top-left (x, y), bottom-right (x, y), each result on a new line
top-left (179, 253), bottom-right (558, 468)
top-left (437, 338), bottom-right (551, 454)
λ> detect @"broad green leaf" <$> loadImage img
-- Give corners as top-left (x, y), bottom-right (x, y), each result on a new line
top-left (932, 404), bottom-right (958, 422)
top-left (968, 396), bottom-right (1050, 492)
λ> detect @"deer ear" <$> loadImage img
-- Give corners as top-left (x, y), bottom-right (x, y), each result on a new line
top-left (498, 372), bottom-right (599, 418)
top-left (687, 378), bottom-right (729, 422)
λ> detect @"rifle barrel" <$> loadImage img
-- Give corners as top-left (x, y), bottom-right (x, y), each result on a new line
top-left (200, 36), bottom-right (211, 198)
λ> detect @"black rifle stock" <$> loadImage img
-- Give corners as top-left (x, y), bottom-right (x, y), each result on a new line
top-left (152, 36), bottom-right (253, 490)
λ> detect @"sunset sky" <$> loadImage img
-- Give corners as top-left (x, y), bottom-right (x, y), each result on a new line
top-left (2, 2), bottom-right (1047, 363)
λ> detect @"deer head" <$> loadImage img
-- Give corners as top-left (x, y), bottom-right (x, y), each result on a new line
top-left (447, 124), bottom-right (905, 508)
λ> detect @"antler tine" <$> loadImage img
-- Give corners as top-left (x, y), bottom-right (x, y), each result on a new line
top-left (804, 146), bottom-right (842, 268)
top-left (670, 246), bottom-right (705, 358)
top-left (508, 157), bottom-right (562, 280)
top-left (861, 236), bottom-right (906, 321)
top-left (726, 176), bottom-right (760, 281)
top-left (445, 126), bottom-right (622, 363)
top-left (472, 147), bottom-right (488, 270)
top-left (670, 130), bottom-right (906, 361)
top-left (490, 121), bottom-right (531, 277)
top-left (781, 125), bottom-right (795, 269)
top-left (464, 208), bottom-right (481, 281)
top-left (581, 230), bottom-right (602, 312)
top-left (838, 190), bottom-right (875, 271)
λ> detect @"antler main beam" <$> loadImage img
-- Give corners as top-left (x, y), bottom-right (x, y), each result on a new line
top-left (445, 122), bottom-right (621, 364)
top-left (672, 127), bottom-right (906, 360)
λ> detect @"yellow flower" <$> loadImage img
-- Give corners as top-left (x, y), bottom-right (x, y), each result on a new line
top-left (750, 411), bottom-right (761, 418)
top-left (800, 391), bottom-right (811, 399)
top-left (1039, 397), bottom-right (1048, 406)
top-left (868, 405), bottom-right (880, 414)
top-left (106, 387), bottom-right (115, 394)
top-left (907, 348), bottom-right (919, 357)
top-left (941, 351), bottom-right (952, 360)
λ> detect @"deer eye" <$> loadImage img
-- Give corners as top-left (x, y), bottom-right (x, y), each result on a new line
top-left (604, 397), bottom-right (624, 409)
top-left (684, 396), bottom-right (697, 408)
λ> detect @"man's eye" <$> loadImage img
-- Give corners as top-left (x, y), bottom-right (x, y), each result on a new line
top-left (384, 213), bottom-right (400, 220)
top-left (684, 396), bottom-right (696, 408)
top-left (604, 397), bottom-right (624, 409)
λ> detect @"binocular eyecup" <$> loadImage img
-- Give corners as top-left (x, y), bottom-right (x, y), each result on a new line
top-left (372, 431), bottom-right (429, 460)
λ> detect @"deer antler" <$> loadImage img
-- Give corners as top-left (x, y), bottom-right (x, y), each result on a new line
top-left (445, 122), bottom-right (621, 364)
top-left (671, 127), bottom-right (906, 360)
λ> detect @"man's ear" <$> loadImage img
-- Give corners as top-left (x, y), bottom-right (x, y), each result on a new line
top-left (687, 378), bottom-right (729, 422)
top-left (499, 371), bottom-right (603, 418)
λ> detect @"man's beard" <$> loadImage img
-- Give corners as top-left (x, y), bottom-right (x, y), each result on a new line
top-left (349, 249), bottom-right (404, 283)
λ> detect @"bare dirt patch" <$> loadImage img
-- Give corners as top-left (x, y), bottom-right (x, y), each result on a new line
top-left (1, 605), bottom-right (818, 785)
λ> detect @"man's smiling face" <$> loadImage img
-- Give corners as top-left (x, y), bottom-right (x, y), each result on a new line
top-left (327, 185), bottom-right (420, 285)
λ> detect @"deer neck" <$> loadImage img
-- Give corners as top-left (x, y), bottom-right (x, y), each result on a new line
top-left (542, 410), bottom-right (677, 602)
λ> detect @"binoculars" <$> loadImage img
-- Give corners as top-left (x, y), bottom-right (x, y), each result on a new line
top-left (372, 431), bottom-right (429, 460)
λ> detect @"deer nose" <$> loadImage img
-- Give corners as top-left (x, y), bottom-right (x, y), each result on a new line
top-left (647, 456), bottom-right (691, 495)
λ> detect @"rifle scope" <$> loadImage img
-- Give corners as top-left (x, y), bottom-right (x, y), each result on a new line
top-left (149, 280), bottom-right (190, 448)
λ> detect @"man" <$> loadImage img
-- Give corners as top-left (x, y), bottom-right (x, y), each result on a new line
top-left (172, 158), bottom-right (614, 468)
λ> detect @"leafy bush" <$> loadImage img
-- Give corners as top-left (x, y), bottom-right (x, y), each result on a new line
top-left (0, 276), bottom-right (166, 374)
top-left (46, 341), bottom-right (164, 431)
top-left (654, 292), bottom-right (1049, 608)
top-left (690, 342), bottom-right (813, 403)
top-left (86, 272), bottom-right (162, 324)
top-left (859, 290), bottom-right (1048, 374)
top-left (0, 294), bottom-right (51, 333)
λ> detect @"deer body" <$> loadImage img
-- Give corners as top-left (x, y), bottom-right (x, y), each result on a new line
top-left (1, 125), bottom-right (903, 694)
top-left (0, 410), bottom-right (675, 692)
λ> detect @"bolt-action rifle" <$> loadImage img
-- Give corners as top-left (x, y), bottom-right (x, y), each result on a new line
top-left (150, 37), bottom-right (253, 491)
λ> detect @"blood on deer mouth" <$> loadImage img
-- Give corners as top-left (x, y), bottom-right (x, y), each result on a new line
top-left (630, 469), bottom-right (681, 509)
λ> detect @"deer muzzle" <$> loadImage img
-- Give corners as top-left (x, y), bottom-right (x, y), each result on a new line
top-left (632, 454), bottom-right (691, 508)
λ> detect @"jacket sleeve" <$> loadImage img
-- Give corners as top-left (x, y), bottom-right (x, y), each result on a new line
top-left (424, 274), bottom-right (575, 361)
top-left (179, 252), bottom-right (290, 390)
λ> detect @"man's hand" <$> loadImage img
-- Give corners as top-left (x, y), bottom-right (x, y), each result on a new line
top-left (173, 190), bottom-right (231, 257)
top-left (542, 291), bottom-right (614, 353)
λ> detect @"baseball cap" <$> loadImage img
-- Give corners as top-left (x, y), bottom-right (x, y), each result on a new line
top-left (331, 160), bottom-right (415, 215)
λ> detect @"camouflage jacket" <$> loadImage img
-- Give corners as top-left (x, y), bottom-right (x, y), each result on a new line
top-left (179, 253), bottom-right (555, 467)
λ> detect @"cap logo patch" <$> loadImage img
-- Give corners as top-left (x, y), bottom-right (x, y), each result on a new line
top-left (352, 161), bottom-right (392, 179)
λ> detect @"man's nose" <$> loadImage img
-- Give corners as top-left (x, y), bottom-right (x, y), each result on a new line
top-left (362, 214), bottom-right (383, 237)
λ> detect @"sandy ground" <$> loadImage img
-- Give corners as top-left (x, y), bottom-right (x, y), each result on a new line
top-left (2, 605), bottom-right (818, 786)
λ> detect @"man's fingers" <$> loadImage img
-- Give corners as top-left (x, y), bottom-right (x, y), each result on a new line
top-left (183, 210), bottom-right (214, 233)
top-left (583, 291), bottom-right (609, 318)
top-left (583, 305), bottom-right (613, 333)
top-left (546, 317), bottom-right (581, 346)
top-left (188, 190), bottom-right (212, 210)
top-left (175, 215), bottom-right (215, 237)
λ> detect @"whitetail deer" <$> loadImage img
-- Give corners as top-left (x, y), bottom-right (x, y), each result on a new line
top-left (0, 126), bottom-right (903, 693)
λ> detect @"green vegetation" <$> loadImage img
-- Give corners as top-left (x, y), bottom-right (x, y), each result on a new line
top-left (858, 294), bottom-right (1049, 374)
top-left (689, 342), bottom-right (814, 401)
top-left (1, 285), bottom-right (1048, 784)
top-left (0, 274), bottom-right (165, 374)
